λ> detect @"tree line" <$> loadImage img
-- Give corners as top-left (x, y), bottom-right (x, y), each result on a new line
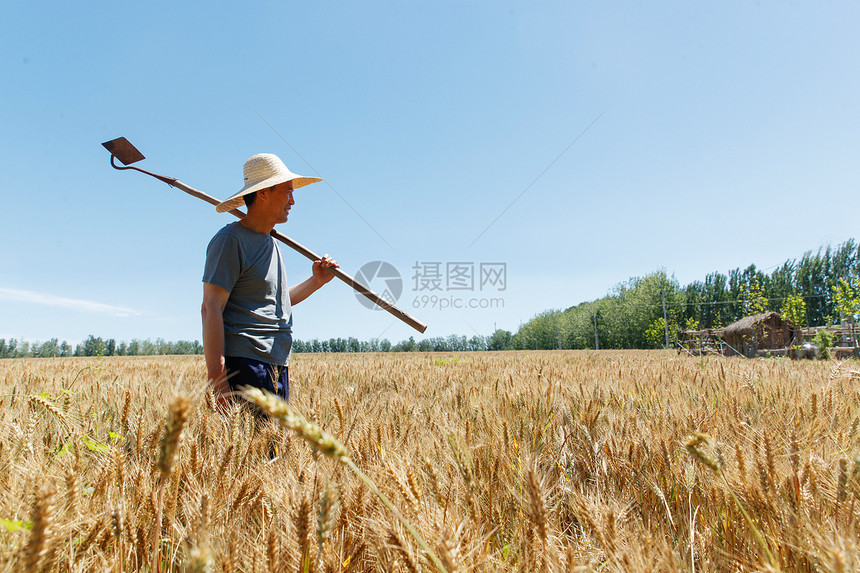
top-left (1, 333), bottom-right (514, 358)
top-left (513, 239), bottom-right (860, 350)
top-left (0, 333), bottom-right (505, 358)
top-left (292, 334), bottom-right (498, 353)
top-left (0, 336), bottom-right (202, 358)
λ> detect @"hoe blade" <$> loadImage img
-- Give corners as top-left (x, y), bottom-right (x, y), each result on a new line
top-left (102, 137), bottom-right (145, 165)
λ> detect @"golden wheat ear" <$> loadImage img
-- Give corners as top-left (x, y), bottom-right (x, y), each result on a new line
top-left (22, 483), bottom-right (56, 572)
top-left (157, 394), bottom-right (190, 481)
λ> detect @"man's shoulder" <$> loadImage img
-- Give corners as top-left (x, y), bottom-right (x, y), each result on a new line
top-left (212, 221), bottom-right (244, 239)
top-left (206, 222), bottom-right (244, 253)
top-left (207, 222), bottom-right (274, 258)
top-left (203, 223), bottom-right (245, 282)
top-left (211, 222), bottom-right (255, 244)
top-left (212, 222), bottom-right (271, 242)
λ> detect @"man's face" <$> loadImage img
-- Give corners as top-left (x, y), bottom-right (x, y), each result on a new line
top-left (264, 181), bottom-right (295, 224)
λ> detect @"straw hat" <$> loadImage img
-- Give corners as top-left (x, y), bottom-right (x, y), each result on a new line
top-left (216, 153), bottom-right (323, 213)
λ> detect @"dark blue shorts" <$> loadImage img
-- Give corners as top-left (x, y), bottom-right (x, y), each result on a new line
top-left (224, 356), bottom-right (289, 401)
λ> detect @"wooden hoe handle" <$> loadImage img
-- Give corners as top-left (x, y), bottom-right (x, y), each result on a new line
top-left (167, 179), bottom-right (428, 334)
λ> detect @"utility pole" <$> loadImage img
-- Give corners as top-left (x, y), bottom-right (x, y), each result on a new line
top-left (593, 313), bottom-right (599, 350)
top-left (662, 289), bottom-right (670, 349)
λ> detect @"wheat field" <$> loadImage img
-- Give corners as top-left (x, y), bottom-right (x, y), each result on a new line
top-left (0, 351), bottom-right (858, 572)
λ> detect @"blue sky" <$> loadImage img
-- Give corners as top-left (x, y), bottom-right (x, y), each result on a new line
top-left (2, 1), bottom-right (859, 346)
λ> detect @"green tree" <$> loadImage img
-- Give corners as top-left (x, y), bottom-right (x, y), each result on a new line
top-left (832, 277), bottom-right (860, 320)
top-left (467, 336), bottom-right (487, 351)
top-left (34, 338), bottom-right (60, 358)
top-left (488, 329), bottom-right (513, 350)
top-left (780, 293), bottom-right (807, 327)
top-left (812, 330), bottom-right (833, 359)
top-left (796, 248), bottom-right (832, 324)
top-left (393, 337), bottom-right (416, 352)
top-left (82, 335), bottom-right (105, 357)
top-left (645, 317), bottom-right (679, 348)
top-left (832, 277), bottom-right (860, 346)
top-left (740, 279), bottom-right (768, 316)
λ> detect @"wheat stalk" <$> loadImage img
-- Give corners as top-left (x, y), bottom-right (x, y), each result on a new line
top-left (22, 483), bottom-right (55, 573)
top-left (686, 432), bottom-right (780, 571)
top-left (152, 393), bottom-right (190, 573)
top-left (242, 387), bottom-right (449, 573)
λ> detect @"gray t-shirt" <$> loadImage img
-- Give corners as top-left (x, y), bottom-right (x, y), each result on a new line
top-left (203, 222), bottom-right (293, 365)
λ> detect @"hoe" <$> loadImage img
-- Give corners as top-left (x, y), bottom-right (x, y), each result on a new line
top-left (101, 137), bottom-right (427, 333)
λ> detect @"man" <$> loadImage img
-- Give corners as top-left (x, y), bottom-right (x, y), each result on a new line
top-left (201, 153), bottom-right (338, 407)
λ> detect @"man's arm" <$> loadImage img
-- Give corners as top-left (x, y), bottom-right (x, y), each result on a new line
top-left (290, 255), bottom-right (339, 305)
top-left (202, 282), bottom-right (231, 407)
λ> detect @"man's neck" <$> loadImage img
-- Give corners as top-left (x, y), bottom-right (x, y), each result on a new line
top-left (239, 211), bottom-right (276, 235)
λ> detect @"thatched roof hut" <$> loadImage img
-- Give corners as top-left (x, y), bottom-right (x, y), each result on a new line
top-left (721, 311), bottom-right (796, 357)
